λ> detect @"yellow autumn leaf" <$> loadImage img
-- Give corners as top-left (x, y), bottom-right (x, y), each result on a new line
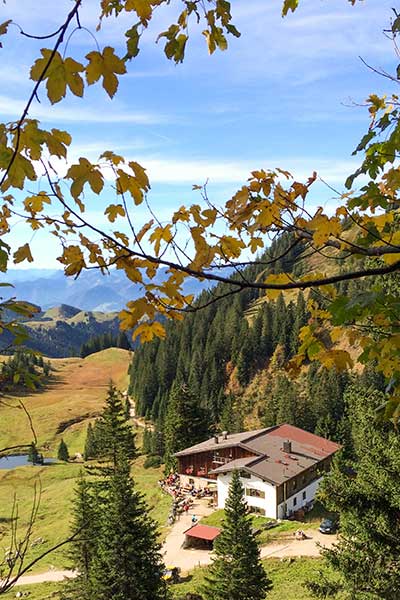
top-left (149, 225), bottom-right (173, 256)
top-left (382, 253), bottom-right (400, 265)
top-left (219, 235), bottom-right (245, 258)
top-left (310, 212), bottom-right (342, 246)
top-left (317, 349), bottom-right (353, 371)
top-left (173, 206), bottom-right (190, 224)
top-left (133, 321), bottom-right (166, 343)
top-left (23, 193), bottom-right (51, 214)
top-left (128, 161), bottom-right (150, 191)
top-left (104, 204), bottom-right (126, 223)
top-left (30, 49), bottom-right (84, 104)
top-left (125, 0), bottom-right (154, 23)
top-left (116, 170), bottom-right (143, 205)
top-left (264, 272), bottom-right (293, 299)
top-left (66, 158), bottom-right (104, 201)
top-left (85, 47), bottom-right (126, 98)
top-left (13, 243), bottom-right (33, 264)
top-left (114, 231), bottom-right (130, 246)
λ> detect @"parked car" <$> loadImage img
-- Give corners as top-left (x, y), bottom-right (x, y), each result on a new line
top-left (162, 566), bottom-right (181, 583)
top-left (319, 518), bottom-right (338, 534)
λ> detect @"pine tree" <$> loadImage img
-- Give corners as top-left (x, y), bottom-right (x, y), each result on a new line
top-left (142, 427), bottom-right (152, 455)
top-left (66, 384), bottom-right (167, 600)
top-left (312, 385), bottom-right (400, 599)
top-left (57, 439), bottom-right (69, 462)
top-left (84, 423), bottom-right (96, 461)
top-left (164, 383), bottom-right (208, 471)
top-left (203, 470), bottom-right (271, 600)
top-left (91, 455), bottom-right (166, 600)
top-left (27, 442), bottom-right (42, 465)
top-left (62, 473), bottom-right (100, 600)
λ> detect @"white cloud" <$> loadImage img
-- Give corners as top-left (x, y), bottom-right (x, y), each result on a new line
top-left (0, 95), bottom-right (170, 124)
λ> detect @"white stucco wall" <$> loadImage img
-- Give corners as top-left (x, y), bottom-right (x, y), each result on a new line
top-left (277, 476), bottom-right (323, 519)
top-left (217, 473), bottom-right (325, 520)
top-left (217, 473), bottom-right (278, 519)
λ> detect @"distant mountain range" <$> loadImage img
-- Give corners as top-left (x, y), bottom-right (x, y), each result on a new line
top-left (3, 268), bottom-right (210, 312)
top-left (0, 302), bottom-right (121, 358)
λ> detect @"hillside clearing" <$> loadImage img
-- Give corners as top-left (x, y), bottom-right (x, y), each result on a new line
top-left (0, 348), bottom-right (131, 455)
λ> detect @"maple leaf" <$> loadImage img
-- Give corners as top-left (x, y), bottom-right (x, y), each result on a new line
top-left (30, 50), bottom-right (84, 104)
top-left (104, 204), bottom-right (126, 223)
top-left (85, 47), bottom-right (126, 98)
top-left (23, 193), bottom-right (51, 214)
top-left (66, 158), bottom-right (104, 201)
top-left (13, 243), bottom-right (34, 264)
top-left (133, 321), bottom-right (166, 343)
top-left (125, 0), bottom-right (154, 25)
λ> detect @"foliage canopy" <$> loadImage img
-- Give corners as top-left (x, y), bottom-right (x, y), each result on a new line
top-left (0, 0), bottom-right (400, 417)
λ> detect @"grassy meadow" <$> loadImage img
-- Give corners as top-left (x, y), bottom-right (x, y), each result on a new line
top-left (0, 348), bottom-right (171, 574)
top-left (1, 558), bottom-right (334, 599)
top-left (0, 348), bottom-right (131, 455)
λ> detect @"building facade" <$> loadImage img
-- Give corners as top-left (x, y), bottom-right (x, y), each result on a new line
top-left (175, 424), bottom-right (340, 519)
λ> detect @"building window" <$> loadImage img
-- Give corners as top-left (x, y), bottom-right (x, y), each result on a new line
top-left (292, 480), bottom-right (297, 490)
top-left (293, 497), bottom-right (297, 506)
top-left (246, 488), bottom-right (265, 499)
top-left (302, 491), bottom-right (306, 500)
top-left (189, 478), bottom-right (194, 484)
top-left (249, 506), bottom-right (266, 516)
top-left (239, 470), bottom-right (251, 479)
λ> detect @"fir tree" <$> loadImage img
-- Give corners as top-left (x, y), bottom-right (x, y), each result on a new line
top-left (62, 473), bottom-right (100, 600)
top-left (164, 383), bottom-right (208, 471)
top-left (312, 385), bottom-right (400, 599)
top-left (27, 442), bottom-right (42, 465)
top-left (142, 427), bottom-right (153, 455)
top-left (66, 384), bottom-right (166, 600)
top-left (91, 455), bottom-right (166, 600)
top-left (84, 422), bottom-right (95, 461)
top-left (57, 439), bottom-right (69, 462)
top-left (202, 470), bottom-right (272, 600)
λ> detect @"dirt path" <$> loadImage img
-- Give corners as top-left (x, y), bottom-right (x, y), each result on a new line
top-left (260, 529), bottom-right (338, 559)
top-left (161, 498), bottom-right (215, 572)
top-left (12, 522), bottom-right (338, 586)
top-left (14, 570), bottom-right (75, 586)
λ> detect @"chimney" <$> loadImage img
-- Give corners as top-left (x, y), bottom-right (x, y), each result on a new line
top-left (222, 431), bottom-right (228, 440)
top-left (214, 435), bottom-right (219, 444)
top-left (283, 440), bottom-right (292, 454)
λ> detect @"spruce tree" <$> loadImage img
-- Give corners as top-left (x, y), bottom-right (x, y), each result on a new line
top-left (66, 384), bottom-right (166, 600)
top-left (202, 470), bottom-right (272, 600)
top-left (57, 439), bottom-right (69, 462)
top-left (312, 385), bottom-right (400, 599)
top-left (92, 454), bottom-right (166, 600)
top-left (164, 382), bottom-right (208, 471)
top-left (84, 422), bottom-right (95, 460)
top-left (62, 473), bottom-right (100, 600)
top-left (27, 442), bottom-right (41, 465)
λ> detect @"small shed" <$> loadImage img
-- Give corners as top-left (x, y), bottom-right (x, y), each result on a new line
top-left (183, 524), bottom-right (221, 550)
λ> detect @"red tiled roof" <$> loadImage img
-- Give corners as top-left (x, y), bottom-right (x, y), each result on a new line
top-left (183, 524), bottom-right (221, 541)
top-left (268, 424), bottom-right (341, 456)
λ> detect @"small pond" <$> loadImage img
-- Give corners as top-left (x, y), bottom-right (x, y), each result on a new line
top-left (0, 455), bottom-right (56, 470)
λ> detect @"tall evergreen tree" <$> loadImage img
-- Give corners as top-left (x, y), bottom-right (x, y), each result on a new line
top-left (164, 382), bottom-right (208, 471)
top-left (27, 442), bottom-right (42, 465)
top-left (202, 470), bottom-right (271, 600)
top-left (57, 439), bottom-right (69, 462)
top-left (66, 384), bottom-right (166, 600)
top-left (312, 385), bottom-right (400, 599)
top-left (92, 454), bottom-right (166, 600)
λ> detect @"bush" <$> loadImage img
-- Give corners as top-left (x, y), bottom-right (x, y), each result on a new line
top-left (143, 454), bottom-right (162, 469)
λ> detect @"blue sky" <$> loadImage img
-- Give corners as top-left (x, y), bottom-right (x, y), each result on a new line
top-left (1, 0), bottom-right (397, 268)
